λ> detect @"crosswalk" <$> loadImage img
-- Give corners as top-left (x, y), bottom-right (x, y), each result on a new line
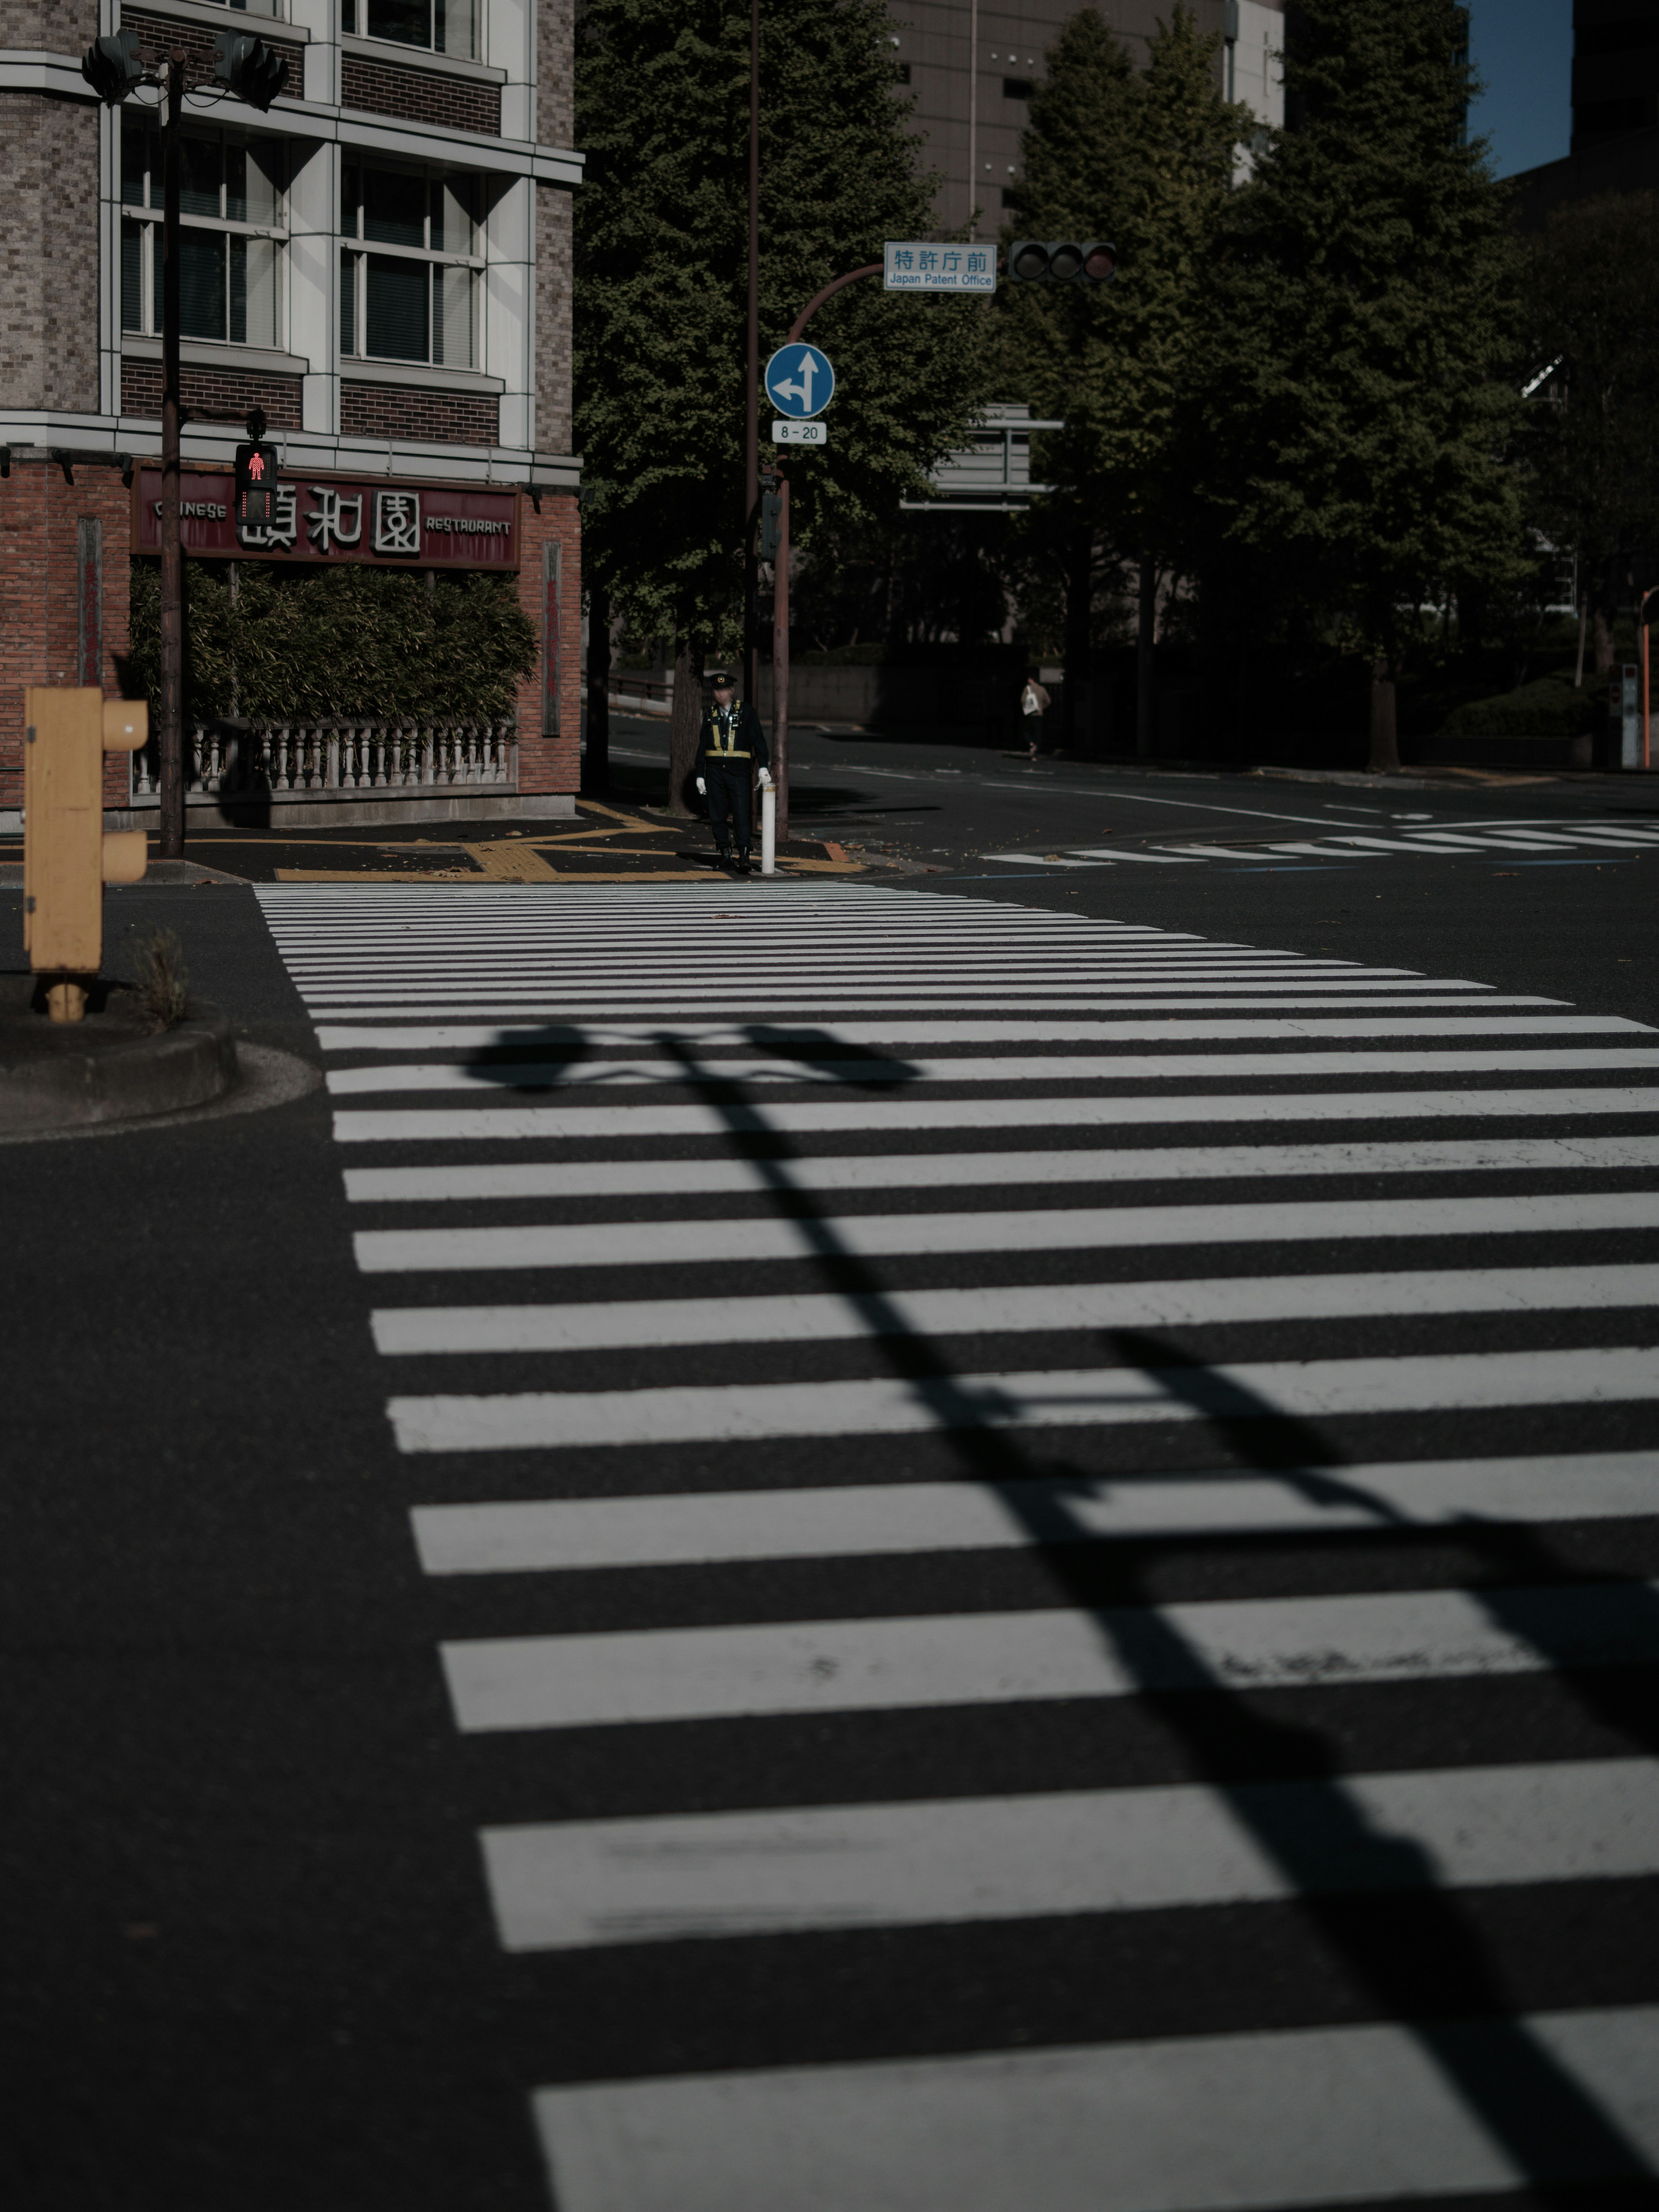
top-left (985, 814), bottom-right (1659, 871)
top-left (256, 881), bottom-right (1659, 2212)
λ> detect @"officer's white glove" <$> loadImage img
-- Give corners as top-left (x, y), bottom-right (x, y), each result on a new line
top-left (757, 768), bottom-right (773, 787)
top-left (695, 776), bottom-right (706, 795)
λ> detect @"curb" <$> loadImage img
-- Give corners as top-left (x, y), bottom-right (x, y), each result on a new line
top-left (0, 1004), bottom-right (239, 1133)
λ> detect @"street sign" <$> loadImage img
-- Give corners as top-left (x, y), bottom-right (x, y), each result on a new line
top-left (772, 420), bottom-right (827, 447)
top-left (884, 242), bottom-right (996, 293)
top-left (765, 343), bottom-right (834, 419)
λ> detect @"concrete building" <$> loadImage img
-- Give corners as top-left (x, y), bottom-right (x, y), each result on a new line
top-left (1514, 1), bottom-right (1659, 228)
top-left (0, 0), bottom-right (582, 829)
top-left (895, 0), bottom-right (1284, 238)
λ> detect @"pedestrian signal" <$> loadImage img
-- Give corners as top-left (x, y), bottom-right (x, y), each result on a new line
top-left (1007, 240), bottom-right (1116, 285)
top-left (234, 440), bottom-right (280, 530)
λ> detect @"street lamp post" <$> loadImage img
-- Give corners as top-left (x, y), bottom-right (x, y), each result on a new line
top-left (81, 30), bottom-right (288, 859)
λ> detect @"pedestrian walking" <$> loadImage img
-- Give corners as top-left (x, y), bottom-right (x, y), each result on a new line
top-left (694, 669), bottom-right (772, 876)
top-left (1020, 670), bottom-right (1052, 757)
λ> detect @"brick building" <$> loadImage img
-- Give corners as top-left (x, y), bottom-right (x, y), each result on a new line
top-left (0, 0), bottom-right (582, 827)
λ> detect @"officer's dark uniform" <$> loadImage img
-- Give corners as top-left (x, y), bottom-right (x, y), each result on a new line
top-left (696, 683), bottom-right (770, 871)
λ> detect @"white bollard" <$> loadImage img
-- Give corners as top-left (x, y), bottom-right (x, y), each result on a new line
top-left (760, 780), bottom-right (776, 875)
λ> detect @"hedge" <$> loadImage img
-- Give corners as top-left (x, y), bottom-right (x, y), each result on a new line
top-left (128, 559), bottom-right (537, 723)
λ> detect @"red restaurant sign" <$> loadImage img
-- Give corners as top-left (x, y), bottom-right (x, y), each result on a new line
top-left (134, 468), bottom-right (519, 569)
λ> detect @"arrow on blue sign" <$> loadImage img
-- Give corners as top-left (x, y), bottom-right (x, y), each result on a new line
top-left (764, 342), bottom-right (835, 420)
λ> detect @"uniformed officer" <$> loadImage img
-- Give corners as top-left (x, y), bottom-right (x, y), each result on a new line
top-left (694, 669), bottom-right (772, 875)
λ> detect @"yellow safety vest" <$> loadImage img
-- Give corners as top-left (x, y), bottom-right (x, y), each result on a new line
top-left (707, 702), bottom-right (749, 759)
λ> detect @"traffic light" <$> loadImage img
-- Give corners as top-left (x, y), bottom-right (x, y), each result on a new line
top-left (760, 490), bottom-right (783, 563)
top-left (1007, 240), bottom-right (1117, 286)
top-left (80, 31), bottom-right (144, 105)
top-left (235, 439), bottom-right (280, 531)
top-left (23, 689), bottom-right (149, 1024)
top-left (213, 31), bottom-right (289, 111)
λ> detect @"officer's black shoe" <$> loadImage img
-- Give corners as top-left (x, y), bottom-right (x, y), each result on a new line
top-left (735, 848), bottom-right (754, 876)
top-left (712, 845), bottom-right (734, 871)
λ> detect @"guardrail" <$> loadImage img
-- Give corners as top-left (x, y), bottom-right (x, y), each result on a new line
top-left (129, 720), bottom-right (517, 804)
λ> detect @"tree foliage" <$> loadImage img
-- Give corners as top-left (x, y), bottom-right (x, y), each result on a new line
top-left (1522, 191), bottom-right (1659, 663)
top-left (1000, 5), bottom-right (1246, 565)
top-left (129, 561), bottom-right (535, 722)
top-left (1194, 0), bottom-right (1526, 657)
top-left (575, 0), bottom-right (992, 650)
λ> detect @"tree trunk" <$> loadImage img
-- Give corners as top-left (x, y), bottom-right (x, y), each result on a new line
top-left (583, 581), bottom-right (610, 796)
top-left (666, 636), bottom-right (703, 815)
top-left (1369, 657), bottom-right (1400, 774)
top-left (1594, 606), bottom-right (1616, 678)
top-left (1061, 530), bottom-right (1091, 751)
top-left (1136, 556), bottom-right (1157, 757)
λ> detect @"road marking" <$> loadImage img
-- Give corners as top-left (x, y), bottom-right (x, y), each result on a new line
top-left (408, 1449), bottom-right (1659, 1570)
top-left (376, 1261), bottom-right (1659, 1361)
top-left (440, 1580), bottom-right (1659, 1731)
top-left (482, 1760), bottom-right (1659, 1950)
top-left (532, 2007), bottom-right (1659, 2212)
top-left (358, 1192), bottom-right (1659, 1278)
top-left (331, 1085), bottom-right (1659, 1143)
top-left (317, 1015), bottom-right (1636, 1055)
top-left (346, 1135), bottom-right (1659, 1205)
top-left (391, 1346), bottom-right (1659, 1456)
top-left (324, 1048), bottom-right (1659, 1097)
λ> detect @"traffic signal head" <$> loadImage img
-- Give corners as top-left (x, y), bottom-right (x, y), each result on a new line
top-left (1007, 239), bottom-right (1117, 286)
top-left (214, 31), bottom-right (289, 111)
top-left (234, 441), bottom-right (280, 531)
top-left (80, 31), bottom-right (144, 105)
top-left (760, 490), bottom-right (782, 563)
top-left (23, 690), bottom-right (149, 1020)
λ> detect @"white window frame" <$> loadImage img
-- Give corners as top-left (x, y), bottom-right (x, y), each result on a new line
top-left (121, 120), bottom-right (288, 350)
top-left (342, 0), bottom-right (482, 63)
top-left (339, 158), bottom-right (486, 370)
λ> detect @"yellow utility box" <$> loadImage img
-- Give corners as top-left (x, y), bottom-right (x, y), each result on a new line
top-left (23, 688), bottom-right (149, 1021)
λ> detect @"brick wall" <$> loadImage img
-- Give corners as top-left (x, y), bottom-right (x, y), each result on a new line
top-left (121, 361), bottom-right (304, 428)
top-left (514, 491), bottom-right (580, 800)
top-left (534, 184), bottom-right (573, 455)
top-left (340, 382), bottom-right (497, 445)
top-left (0, 0), bottom-right (96, 46)
top-left (0, 461), bottom-right (135, 811)
top-left (0, 96), bottom-right (101, 414)
top-left (123, 10), bottom-right (305, 91)
top-left (340, 53), bottom-right (500, 134)
top-left (537, 0), bottom-right (574, 145)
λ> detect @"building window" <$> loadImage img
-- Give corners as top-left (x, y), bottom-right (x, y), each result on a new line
top-left (340, 162), bottom-right (482, 368)
top-left (341, 0), bottom-right (478, 60)
top-left (1003, 76), bottom-right (1034, 100)
top-left (187, 0), bottom-right (283, 15)
top-left (895, 61), bottom-right (911, 84)
top-left (121, 118), bottom-right (285, 348)
top-left (1575, 94), bottom-right (1651, 138)
top-left (1578, 19), bottom-right (1659, 59)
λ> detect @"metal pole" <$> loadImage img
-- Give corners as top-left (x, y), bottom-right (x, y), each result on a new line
top-left (1644, 597), bottom-right (1651, 773)
top-left (158, 51), bottom-right (185, 858)
top-left (772, 470), bottom-right (789, 838)
top-left (744, 0), bottom-right (760, 709)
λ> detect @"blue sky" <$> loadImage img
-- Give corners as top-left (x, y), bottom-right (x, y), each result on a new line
top-left (1467, 0), bottom-right (1573, 178)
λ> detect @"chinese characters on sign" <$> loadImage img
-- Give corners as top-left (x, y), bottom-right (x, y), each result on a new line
top-left (884, 242), bottom-right (997, 294)
top-left (135, 470), bottom-right (520, 568)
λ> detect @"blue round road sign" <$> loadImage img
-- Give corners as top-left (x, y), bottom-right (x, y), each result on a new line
top-left (764, 343), bottom-right (835, 420)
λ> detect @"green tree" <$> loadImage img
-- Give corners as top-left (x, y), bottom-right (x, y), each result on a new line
top-left (1196, 0), bottom-right (1526, 768)
top-left (1001, 6), bottom-right (1246, 748)
top-left (575, 0), bottom-right (990, 802)
top-left (1523, 192), bottom-right (1659, 680)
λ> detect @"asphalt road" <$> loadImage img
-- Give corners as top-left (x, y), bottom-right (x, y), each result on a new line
top-left (3, 744), bottom-right (1659, 2208)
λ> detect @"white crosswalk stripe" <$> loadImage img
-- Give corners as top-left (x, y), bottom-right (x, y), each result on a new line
top-left (982, 814), bottom-right (1659, 874)
top-left (256, 881), bottom-right (1659, 2212)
